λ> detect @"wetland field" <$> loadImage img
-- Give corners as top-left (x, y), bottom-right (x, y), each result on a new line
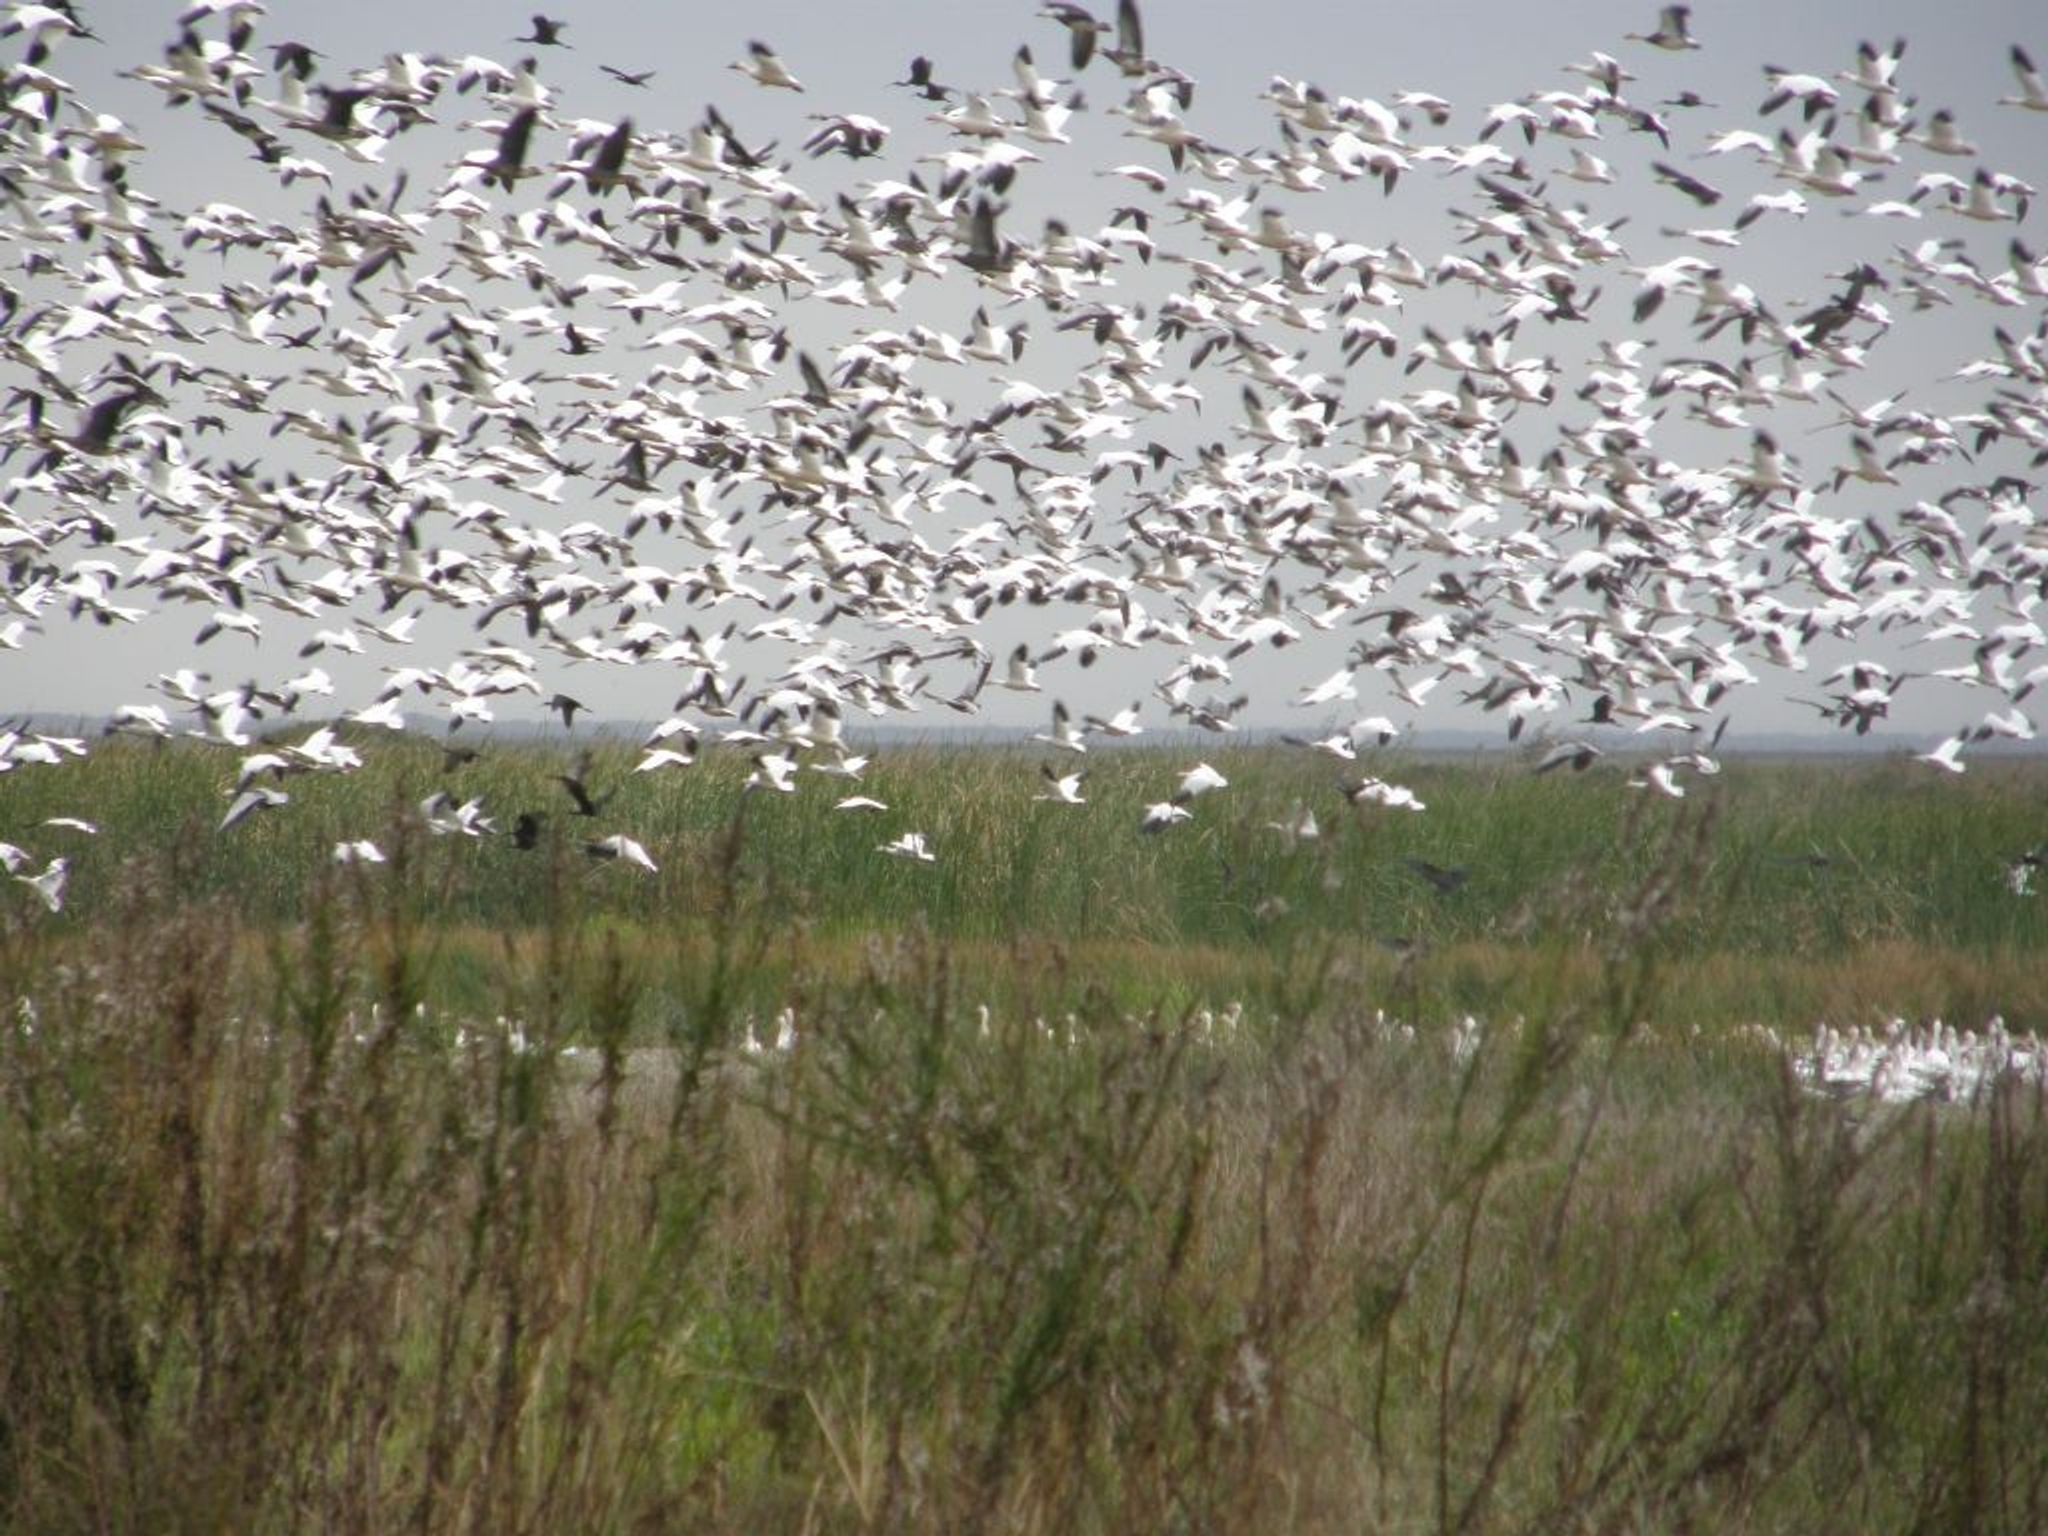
top-left (2, 740), bottom-right (2045, 1533)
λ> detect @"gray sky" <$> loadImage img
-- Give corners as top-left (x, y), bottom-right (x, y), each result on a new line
top-left (5, 0), bottom-right (2048, 751)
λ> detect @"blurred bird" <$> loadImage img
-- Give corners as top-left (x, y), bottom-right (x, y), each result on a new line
top-left (14, 855), bottom-right (68, 913)
top-left (878, 830), bottom-right (936, 861)
top-left (585, 833), bottom-right (658, 872)
top-left (1140, 800), bottom-right (1192, 832)
top-left (1404, 857), bottom-right (1471, 895)
top-left (733, 40), bottom-right (803, 91)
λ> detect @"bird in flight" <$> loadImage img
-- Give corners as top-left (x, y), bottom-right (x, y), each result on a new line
top-left (585, 833), bottom-right (658, 872)
top-left (733, 40), bottom-right (803, 91)
top-left (516, 14), bottom-right (569, 47)
top-left (14, 855), bottom-right (68, 913)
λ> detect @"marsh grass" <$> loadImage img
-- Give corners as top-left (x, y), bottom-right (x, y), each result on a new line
top-left (3, 786), bottom-right (2047, 1533)
top-left (3, 738), bottom-right (2044, 1026)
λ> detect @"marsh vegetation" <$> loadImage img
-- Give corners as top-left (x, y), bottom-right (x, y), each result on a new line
top-left (2, 743), bottom-right (2045, 1532)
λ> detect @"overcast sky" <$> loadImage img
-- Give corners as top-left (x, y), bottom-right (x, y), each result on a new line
top-left (5, 0), bottom-right (2047, 746)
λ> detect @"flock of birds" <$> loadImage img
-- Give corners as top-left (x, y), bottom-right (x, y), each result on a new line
top-left (1792, 1015), bottom-right (2046, 1102)
top-left (3, 0), bottom-right (2048, 911)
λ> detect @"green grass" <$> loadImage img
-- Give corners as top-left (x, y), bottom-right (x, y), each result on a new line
top-left (3, 736), bottom-right (2045, 1027)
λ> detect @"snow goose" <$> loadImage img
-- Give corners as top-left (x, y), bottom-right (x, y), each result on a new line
top-left (877, 830), bottom-right (936, 862)
top-left (1171, 761), bottom-right (1227, 804)
top-left (731, 41), bottom-right (803, 92)
top-left (1139, 801), bottom-right (1191, 833)
top-left (14, 856), bottom-right (68, 913)
top-left (585, 834), bottom-right (658, 872)
top-left (1624, 6), bottom-right (1698, 52)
